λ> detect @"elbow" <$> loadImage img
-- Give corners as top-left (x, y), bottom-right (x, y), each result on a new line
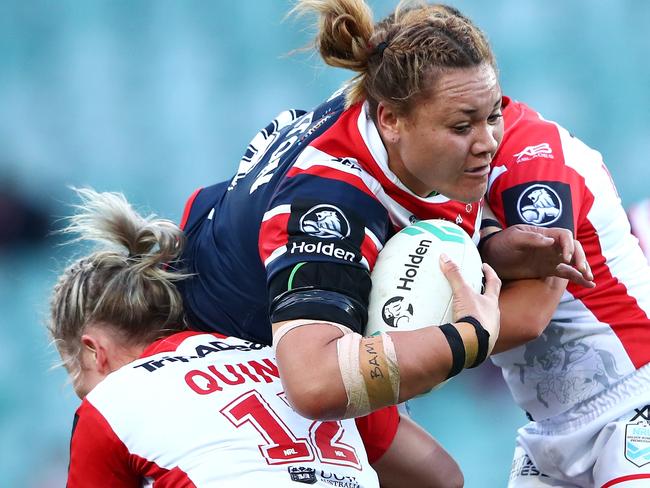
top-left (283, 379), bottom-right (347, 421)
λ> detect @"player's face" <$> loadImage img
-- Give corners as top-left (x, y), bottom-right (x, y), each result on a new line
top-left (387, 63), bottom-right (503, 202)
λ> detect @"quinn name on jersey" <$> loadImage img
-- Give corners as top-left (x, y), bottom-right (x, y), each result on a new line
top-left (68, 332), bottom-right (398, 487)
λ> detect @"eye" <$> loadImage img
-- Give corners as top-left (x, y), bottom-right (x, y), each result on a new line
top-left (488, 112), bottom-right (503, 124)
top-left (452, 124), bottom-right (471, 134)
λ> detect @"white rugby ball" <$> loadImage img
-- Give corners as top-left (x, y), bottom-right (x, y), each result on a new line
top-left (366, 219), bottom-right (483, 336)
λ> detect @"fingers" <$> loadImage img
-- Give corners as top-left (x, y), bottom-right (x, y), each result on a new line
top-left (555, 263), bottom-right (596, 288)
top-left (439, 253), bottom-right (467, 294)
top-left (551, 228), bottom-right (575, 262)
top-left (481, 263), bottom-right (502, 298)
top-left (570, 240), bottom-right (594, 282)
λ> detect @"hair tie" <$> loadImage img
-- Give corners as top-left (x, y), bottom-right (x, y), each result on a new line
top-left (375, 41), bottom-right (388, 57)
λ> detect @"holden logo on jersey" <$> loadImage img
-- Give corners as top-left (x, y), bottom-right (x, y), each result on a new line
top-left (517, 184), bottom-right (562, 226)
top-left (513, 143), bottom-right (554, 163)
top-left (300, 204), bottom-right (350, 239)
top-left (382, 296), bottom-right (414, 328)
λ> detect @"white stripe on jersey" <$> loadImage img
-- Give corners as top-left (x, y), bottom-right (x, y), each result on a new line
top-left (555, 125), bottom-right (650, 319)
top-left (262, 204), bottom-right (291, 222)
top-left (628, 199), bottom-right (650, 261)
top-left (292, 145), bottom-right (414, 229)
top-left (356, 102), bottom-right (451, 205)
top-left (264, 245), bottom-right (287, 267)
top-left (364, 227), bottom-right (383, 253)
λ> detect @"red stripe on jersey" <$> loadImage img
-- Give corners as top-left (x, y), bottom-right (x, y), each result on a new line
top-left (355, 406), bottom-right (399, 464)
top-left (180, 187), bottom-right (203, 231)
top-left (259, 212), bottom-right (290, 263)
top-left (360, 233), bottom-right (380, 270)
top-left (139, 331), bottom-right (228, 358)
top-left (310, 103), bottom-right (479, 236)
top-left (601, 474), bottom-right (650, 488)
top-left (70, 400), bottom-right (197, 487)
top-left (132, 455), bottom-right (196, 488)
top-left (286, 164), bottom-right (376, 200)
top-left (570, 216), bottom-right (650, 369)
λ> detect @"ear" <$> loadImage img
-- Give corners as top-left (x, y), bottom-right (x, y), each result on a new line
top-left (376, 102), bottom-right (402, 144)
top-left (80, 334), bottom-right (112, 375)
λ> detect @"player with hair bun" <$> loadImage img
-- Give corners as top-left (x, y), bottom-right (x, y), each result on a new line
top-left (178, 0), bottom-right (591, 434)
top-left (52, 188), bottom-right (464, 488)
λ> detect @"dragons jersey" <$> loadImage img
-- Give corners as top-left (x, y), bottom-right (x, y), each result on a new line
top-left (68, 332), bottom-right (398, 487)
top-left (628, 198), bottom-right (650, 262)
top-left (179, 89), bottom-right (482, 345)
top-left (487, 97), bottom-right (650, 420)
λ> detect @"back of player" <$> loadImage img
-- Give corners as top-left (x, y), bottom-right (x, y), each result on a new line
top-left (69, 332), bottom-right (382, 487)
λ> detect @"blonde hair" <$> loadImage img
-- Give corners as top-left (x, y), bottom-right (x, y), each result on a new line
top-left (291, 1), bottom-right (496, 115)
top-left (49, 188), bottom-right (188, 381)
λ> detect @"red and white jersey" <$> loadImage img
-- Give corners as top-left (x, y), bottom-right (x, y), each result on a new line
top-left (487, 98), bottom-right (650, 420)
top-left (68, 332), bottom-right (398, 487)
top-left (628, 198), bottom-right (650, 262)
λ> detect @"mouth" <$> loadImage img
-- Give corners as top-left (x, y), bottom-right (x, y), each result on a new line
top-left (464, 164), bottom-right (490, 177)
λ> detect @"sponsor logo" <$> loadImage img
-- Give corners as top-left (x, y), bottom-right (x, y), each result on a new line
top-left (513, 142), bottom-right (554, 163)
top-left (395, 238), bottom-right (432, 291)
top-left (631, 405), bottom-right (650, 422)
top-left (288, 466), bottom-right (317, 484)
top-left (289, 240), bottom-right (356, 262)
top-left (509, 454), bottom-right (549, 480)
top-left (625, 421), bottom-right (650, 467)
top-left (382, 296), bottom-right (414, 328)
top-left (319, 471), bottom-right (360, 488)
top-left (517, 184), bottom-right (562, 226)
top-left (300, 204), bottom-right (350, 239)
top-left (134, 340), bottom-right (264, 373)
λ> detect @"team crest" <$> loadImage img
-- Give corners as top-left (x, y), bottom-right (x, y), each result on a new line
top-left (382, 297), bottom-right (414, 328)
top-left (300, 204), bottom-right (350, 239)
top-left (288, 466), bottom-right (317, 484)
top-left (517, 184), bottom-right (562, 226)
top-left (625, 422), bottom-right (650, 468)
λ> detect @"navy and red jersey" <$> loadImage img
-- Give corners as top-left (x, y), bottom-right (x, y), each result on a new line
top-left (179, 89), bottom-right (482, 345)
top-left (488, 97), bottom-right (650, 420)
top-left (68, 332), bottom-right (397, 487)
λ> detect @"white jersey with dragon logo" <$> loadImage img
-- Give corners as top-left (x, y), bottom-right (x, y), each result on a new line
top-left (487, 98), bottom-right (650, 421)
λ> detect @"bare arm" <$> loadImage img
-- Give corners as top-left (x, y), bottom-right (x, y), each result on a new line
top-left (372, 415), bottom-right (463, 488)
top-left (492, 277), bottom-right (567, 354)
top-left (274, 258), bottom-right (502, 420)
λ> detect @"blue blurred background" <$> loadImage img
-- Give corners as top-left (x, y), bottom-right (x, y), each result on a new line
top-left (1, 1), bottom-right (648, 486)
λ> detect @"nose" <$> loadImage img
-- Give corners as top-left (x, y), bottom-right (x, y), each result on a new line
top-left (472, 123), bottom-right (500, 158)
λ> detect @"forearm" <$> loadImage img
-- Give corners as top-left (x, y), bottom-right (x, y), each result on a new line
top-left (274, 320), bottom-right (481, 420)
top-left (492, 277), bottom-right (566, 354)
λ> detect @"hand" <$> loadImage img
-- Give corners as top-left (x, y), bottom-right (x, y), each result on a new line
top-left (439, 254), bottom-right (501, 354)
top-left (481, 225), bottom-right (595, 288)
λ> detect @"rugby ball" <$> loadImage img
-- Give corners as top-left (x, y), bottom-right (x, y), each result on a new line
top-left (366, 219), bottom-right (483, 336)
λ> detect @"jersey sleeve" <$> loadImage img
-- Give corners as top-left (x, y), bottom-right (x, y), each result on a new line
top-left (354, 405), bottom-right (400, 464)
top-left (260, 158), bottom-right (390, 283)
top-left (67, 400), bottom-right (140, 488)
top-left (488, 129), bottom-right (589, 234)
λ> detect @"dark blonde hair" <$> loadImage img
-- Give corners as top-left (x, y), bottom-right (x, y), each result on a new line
top-left (49, 188), bottom-right (187, 380)
top-left (292, 1), bottom-right (496, 116)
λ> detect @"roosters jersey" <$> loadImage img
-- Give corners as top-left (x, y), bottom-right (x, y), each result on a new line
top-left (628, 198), bottom-right (650, 262)
top-left (68, 332), bottom-right (398, 487)
top-left (488, 97), bottom-right (650, 420)
top-left (180, 89), bottom-right (482, 345)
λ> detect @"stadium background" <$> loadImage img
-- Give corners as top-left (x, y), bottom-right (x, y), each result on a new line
top-left (1, 1), bottom-right (648, 486)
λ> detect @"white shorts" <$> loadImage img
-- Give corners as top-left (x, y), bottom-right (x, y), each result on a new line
top-left (507, 363), bottom-right (650, 488)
